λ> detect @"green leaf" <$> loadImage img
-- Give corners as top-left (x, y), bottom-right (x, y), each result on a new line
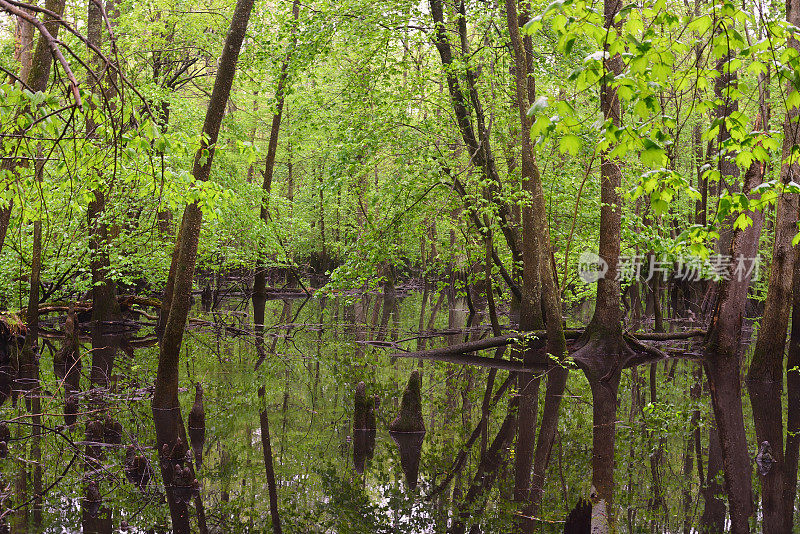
top-left (559, 134), bottom-right (581, 155)
top-left (652, 198), bottom-right (668, 216)
top-left (531, 114), bottom-right (553, 138)
top-left (733, 213), bottom-right (752, 230)
top-left (641, 145), bottom-right (666, 167)
top-left (523, 16), bottom-right (543, 35)
top-left (557, 100), bottom-right (575, 117)
top-left (788, 90), bottom-right (800, 111)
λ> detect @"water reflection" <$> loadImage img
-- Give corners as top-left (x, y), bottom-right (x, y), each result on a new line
top-left (0, 287), bottom-right (524, 532)
top-left (0, 282), bottom-right (717, 532)
top-left (389, 431), bottom-right (424, 490)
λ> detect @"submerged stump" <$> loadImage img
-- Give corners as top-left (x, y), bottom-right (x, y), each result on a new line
top-left (353, 382), bottom-right (378, 431)
top-left (564, 498), bottom-right (591, 533)
top-left (389, 370), bottom-right (425, 433)
top-left (53, 305), bottom-right (79, 381)
top-left (0, 316), bottom-right (23, 408)
top-left (187, 383), bottom-right (206, 470)
top-left (389, 430), bottom-right (425, 490)
top-left (353, 382), bottom-right (377, 473)
top-left (353, 429), bottom-right (376, 474)
top-left (388, 371), bottom-right (425, 489)
top-left (353, 382), bottom-right (369, 431)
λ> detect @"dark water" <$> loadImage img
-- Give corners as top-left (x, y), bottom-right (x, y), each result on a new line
top-left (0, 287), bottom-right (707, 533)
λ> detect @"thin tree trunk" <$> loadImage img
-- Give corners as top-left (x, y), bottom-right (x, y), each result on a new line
top-left (252, 0), bottom-right (300, 309)
top-left (12, 440), bottom-right (27, 533)
top-left (568, 0), bottom-right (630, 528)
top-left (746, 156), bottom-right (794, 533)
top-left (12, 4), bottom-right (34, 82)
top-left (505, 3), bottom-right (569, 530)
top-left (258, 386), bottom-right (282, 534)
top-left (697, 7), bottom-right (758, 533)
top-left (682, 364), bottom-right (701, 534)
top-left (449, 405), bottom-right (518, 534)
top-left (703, 239), bottom-right (755, 534)
top-left (784, 246), bottom-right (800, 531)
top-left (86, 0), bottom-right (120, 327)
top-left (428, 0), bottom-right (522, 271)
top-left (746, 6), bottom-right (800, 529)
top-left (700, 408), bottom-right (726, 532)
top-left (86, 0), bottom-right (121, 390)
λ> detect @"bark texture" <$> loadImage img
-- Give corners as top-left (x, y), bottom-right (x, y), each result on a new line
top-left (152, 0), bottom-right (255, 529)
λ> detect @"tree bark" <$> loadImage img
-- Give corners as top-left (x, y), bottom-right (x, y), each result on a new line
top-left (504, 3), bottom-right (569, 529)
top-left (152, 0), bottom-right (255, 529)
top-left (746, 136), bottom-right (795, 533)
top-left (702, 227), bottom-right (755, 532)
top-left (12, 3), bottom-right (34, 82)
top-left (567, 0), bottom-right (630, 529)
top-left (700, 418), bottom-right (726, 532)
top-left (506, 0), bottom-right (542, 522)
top-left (784, 247), bottom-right (800, 531)
top-left (696, 8), bottom-right (760, 533)
top-left (86, 0), bottom-right (121, 387)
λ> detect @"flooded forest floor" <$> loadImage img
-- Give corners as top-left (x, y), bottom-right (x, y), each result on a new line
top-left (0, 272), bottom-right (761, 533)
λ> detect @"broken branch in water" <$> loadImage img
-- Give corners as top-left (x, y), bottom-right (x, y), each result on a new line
top-left (426, 374), bottom-right (514, 500)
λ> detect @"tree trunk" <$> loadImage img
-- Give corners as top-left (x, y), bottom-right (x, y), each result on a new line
top-left (0, 0), bottom-right (66, 255)
top-left (567, 0), bottom-right (629, 528)
top-left (258, 386), bottom-right (282, 534)
top-left (682, 365), bottom-right (701, 534)
top-left (86, 0), bottom-right (120, 326)
top-left (429, 0), bottom-right (522, 270)
top-left (252, 0), bottom-right (300, 311)
top-left (449, 405), bottom-right (518, 534)
top-left (152, 0), bottom-right (254, 529)
top-left (700, 418), bottom-right (726, 532)
top-left (86, 0), bottom-right (121, 389)
top-left (746, 145), bottom-right (795, 533)
top-left (747, 5), bottom-right (800, 529)
top-left (784, 246), bottom-right (800, 531)
top-left (702, 217), bottom-right (757, 532)
top-left (504, 3), bottom-right (569, 529)
top-left (12, 4), bottom-right (34, 82)
top-left (696, 7), bottom-right (760, 533)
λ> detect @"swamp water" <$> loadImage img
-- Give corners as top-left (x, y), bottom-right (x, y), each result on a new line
top-left (1, 286), bottom-right (710, 533)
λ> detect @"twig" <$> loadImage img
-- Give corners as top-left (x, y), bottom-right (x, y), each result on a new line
top-left (0, 0), bottom-right (81, 106)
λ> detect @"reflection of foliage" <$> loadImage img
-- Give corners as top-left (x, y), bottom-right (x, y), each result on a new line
top-left (316, 465), bottom-right (392, 533)
top-left (0, 291), bottom-right (767, 532)
top-left (311, 463), bottom-right (439, 534)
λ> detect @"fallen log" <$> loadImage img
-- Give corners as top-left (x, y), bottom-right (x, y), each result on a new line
top-left (632, 328), bottom-right (706, 341)
top-left (38, 295), bottom-right (162, 315)
top-left (389, 328), bottom-right (707, 370)
top-left (391, 329), bottom-right (578, 361)
top-left (394, 349), bottom-right (547, 372)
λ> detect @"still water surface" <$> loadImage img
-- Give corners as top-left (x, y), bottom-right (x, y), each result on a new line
top-left (1, 286), bottom-right (699, 532)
